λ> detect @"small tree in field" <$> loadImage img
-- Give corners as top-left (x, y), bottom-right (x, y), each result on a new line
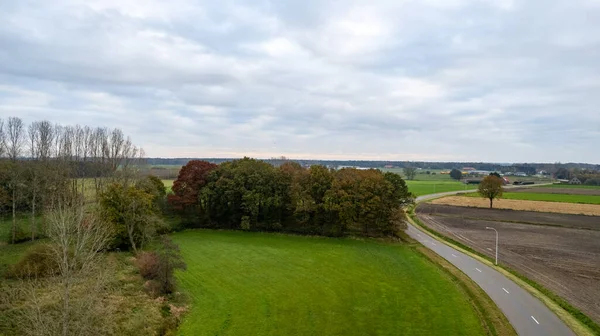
top-left (478, 175), bottom-right (504, 209)
top-left (450, 169), bottom-right (462, 181)
top-left (403, 167), bottom-right (417, 180)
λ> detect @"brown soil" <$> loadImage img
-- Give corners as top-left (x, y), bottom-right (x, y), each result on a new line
top-left (430, 196), bottom-right (600, 216)
top-left (418, 203), bottom-right (600, 230)
top-left (416, 204), bottom-right (600, 324)
top-left (511, 187), bottom-right (600, 196)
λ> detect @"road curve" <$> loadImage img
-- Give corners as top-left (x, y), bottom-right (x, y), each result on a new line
top-left (408, 190), bottom-right (575, 336)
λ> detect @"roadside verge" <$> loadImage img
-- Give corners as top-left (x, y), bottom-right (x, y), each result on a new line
top-left (407, 204), bottom-right (599, 336)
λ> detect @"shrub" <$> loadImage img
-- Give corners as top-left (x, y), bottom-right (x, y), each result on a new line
top-left (135, 251), bottom-right (160, 280)
top-left (5, 225), bottom-right (29, 244)
top-left (8, 244), bottom-right (58, 278)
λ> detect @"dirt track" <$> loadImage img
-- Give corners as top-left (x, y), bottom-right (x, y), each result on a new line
top-left (430, 196), bottom-right (600, 216)
top-left (417, 203), bottom-right (600, 324)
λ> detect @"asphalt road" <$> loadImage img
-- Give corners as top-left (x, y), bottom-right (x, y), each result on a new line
top-left (408, 191), bottom-right (575, 336)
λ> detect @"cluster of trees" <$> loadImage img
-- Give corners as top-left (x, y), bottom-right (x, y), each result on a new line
top-left (0, 117), bottom-right (144, 244)
top-left (168, 158), bottom-right (414, 237)
top-left (555, 167), bottom-right (600, 185)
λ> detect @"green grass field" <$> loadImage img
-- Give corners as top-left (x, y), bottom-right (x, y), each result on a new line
top-left (406, 181), bottom-right (472, 196)
top-left (163, 179), bottom-right (175, 193)
top-left (172, 230), bottom-right (487, 336)
top-left (538, 184), bottom-right (600, 189)
top-left (464, 192), bottom-right (600, 204)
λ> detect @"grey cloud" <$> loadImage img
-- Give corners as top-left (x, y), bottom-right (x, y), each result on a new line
top-left (1, 0), bottom-right (599, 162)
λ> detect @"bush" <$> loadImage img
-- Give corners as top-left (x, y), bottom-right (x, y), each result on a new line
top-left (135, 238), bottom-right (186, 297)
top-left (5, 225), bottom-right (29, 244)
top-left (7, 244), bottom-right (58, 278)
top-left (135, 251), bottom-right (160, 280)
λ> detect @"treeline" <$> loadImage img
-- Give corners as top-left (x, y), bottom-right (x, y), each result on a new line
top-left (147, 158), bottom-right (600, 174)
top-left (554, 167), bottom-right (600, 185)
top-left (168, 158), bottom-right (414, 237)
top-left (0, 116), bottom-right (143, 243)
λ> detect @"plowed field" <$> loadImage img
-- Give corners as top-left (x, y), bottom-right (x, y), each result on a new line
top-left (416, 203), bottom-right (600, 324)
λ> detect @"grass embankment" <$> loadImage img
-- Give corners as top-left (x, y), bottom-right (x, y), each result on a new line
top-left (172, 230), bottom-right (491, 336)
top-left (408, 207), bottom-right (600, 336)
top-left (462, 192), bottom-right (600, 205)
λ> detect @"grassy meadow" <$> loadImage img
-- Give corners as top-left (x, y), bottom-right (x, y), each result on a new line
top-left (464, 192), bottom-right (600, 204)
top-left (172, 230), bottom-right (488, 336)
top-left (539, 184), bottom-right (600, 189)
top-left (406, 181), bottom-right (472, 196)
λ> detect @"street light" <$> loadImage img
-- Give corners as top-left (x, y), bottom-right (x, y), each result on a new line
top-left (486, 227), bottom-right (498, 265)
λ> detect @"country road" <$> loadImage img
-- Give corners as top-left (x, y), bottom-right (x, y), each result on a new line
top-left (408, 187), bottom-right (575, 336)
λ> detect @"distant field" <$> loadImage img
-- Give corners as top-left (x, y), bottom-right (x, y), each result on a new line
top-left (464, 192), bottom-right (600, 205)
top-left (162, 179), bottom-right (175, 193)
top-left (431, 196), bottom-right (600, 216)
top-left (172, 230), bottom-right (487, 336)
top-left (539, 184), bottom-right (600, 189)
top-left (406, 181), bottom-right (472, 196)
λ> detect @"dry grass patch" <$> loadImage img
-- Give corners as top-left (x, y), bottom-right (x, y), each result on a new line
top-left (431, 196), bottom-right (600, 216)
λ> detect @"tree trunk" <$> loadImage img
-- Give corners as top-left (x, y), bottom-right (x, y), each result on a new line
top-left (31, 191), bottom-right (36, 241)
top-left (12, 188), bottom-right (16, 244)
top-left (489, 198), bottom-right (493, 209)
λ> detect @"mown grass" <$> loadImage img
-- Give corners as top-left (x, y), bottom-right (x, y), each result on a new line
top-left (172, 230), bottom-right (488, 336)
top-left (463, 192), bottom-right (600, 205)
top-left (406, 180), bottom-right (472, 196)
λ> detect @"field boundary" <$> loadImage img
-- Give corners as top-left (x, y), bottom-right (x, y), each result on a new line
top-left (413, 244), bottom-right (516, 336)
top-left (407, 205), bottom-right (600, 336)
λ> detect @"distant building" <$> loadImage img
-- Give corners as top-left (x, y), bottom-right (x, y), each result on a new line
top-left (462, 167), bottom-right (476, 171)
top-left (514, 172), bottom-right (527, 177)
top-left (384, 165), bottom-right (394, 168)
top-left (569, 177), bottom-right (582, 185)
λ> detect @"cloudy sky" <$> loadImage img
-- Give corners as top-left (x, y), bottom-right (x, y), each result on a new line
top-left (1, 0), bottom-right (599, 162)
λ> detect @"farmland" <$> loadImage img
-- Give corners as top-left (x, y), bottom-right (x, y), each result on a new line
top-left (406, 181), bottom-right (472, 196)
top-left (463, 192), bottom-right (600, 204)
top-left (430, 195), bottom-right (600, 216)
top-left (416, 203), bottom-right (600, 325)
top-left (172, 230), bottom-right (489, 336)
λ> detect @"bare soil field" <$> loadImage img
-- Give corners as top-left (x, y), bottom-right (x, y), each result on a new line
top-left (512, 187), bottom-right (600, 196)
top-left (419, 203), bottom-right (600, 230)
top-left (416, 203), bottom-right (600, 324)
top-left (431, 196), bottom-right (600, 216)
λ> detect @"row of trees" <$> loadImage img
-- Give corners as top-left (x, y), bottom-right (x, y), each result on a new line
top-left (168, 158), bottom-right (414, 237)
top-left (0, 116), bottom-right (143, 244)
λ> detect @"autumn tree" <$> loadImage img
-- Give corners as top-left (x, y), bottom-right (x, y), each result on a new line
top-left (168, 160), bottom-right (217, 219)
top-left (478, 175), bottom-right (504, 209)
top-left (403, 167), bottom-right (417, 180)
top-left (450, 169), bottom-right (462, 180)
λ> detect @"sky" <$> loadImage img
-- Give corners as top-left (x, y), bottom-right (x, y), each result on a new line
top-left (1, 0), bottom-right (599, 163)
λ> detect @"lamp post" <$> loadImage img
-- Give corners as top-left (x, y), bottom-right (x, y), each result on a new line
top-left (486, 227), bottom-right (498, 265)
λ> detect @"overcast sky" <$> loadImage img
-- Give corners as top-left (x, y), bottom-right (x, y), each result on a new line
top-left (1, 0), bottom-right (599, 162)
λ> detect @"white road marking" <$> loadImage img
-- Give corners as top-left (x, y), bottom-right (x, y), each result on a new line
top-left (451, 254), bottom-right (458, 258)
top-left (475, 268), bottom-right (482, 272)
top-left (502, 288), bottom-right (510, 294)
top-left (487, 248), bottom-right (492, 251)
top-left (431, 242), bottom-right (437, 246)
top-left (531, 316), bottom-right (540, 325)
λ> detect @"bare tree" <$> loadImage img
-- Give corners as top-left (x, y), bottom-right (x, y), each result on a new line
top-left (0, 118), bottom-right (5, 157)
top-left (44, 197), bottom-right (114, 336)
top-left (5, 117), bottom-right (26, 243)
top-left (6, 116), bottom-right (25, 161)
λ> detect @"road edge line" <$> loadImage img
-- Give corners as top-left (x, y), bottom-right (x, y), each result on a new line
top-left (407, 206), bottom-right (596, 336)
